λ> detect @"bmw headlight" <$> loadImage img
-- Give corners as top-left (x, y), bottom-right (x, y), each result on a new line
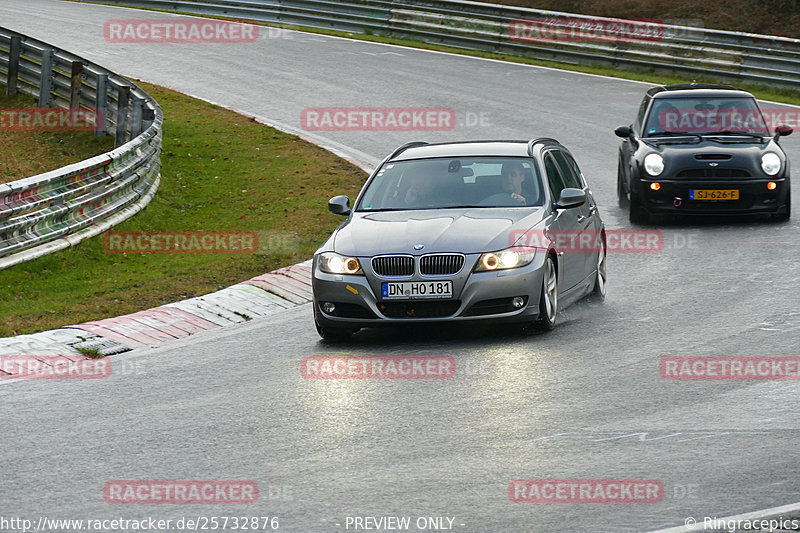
top-left (319, 252), bottom-right (362, 275)
top-left (643, 153), bottom-right (665, 176)
top-left (761, 152), bottom-right (781, 176)
top-left (475, 247), bottom-right (536, 272)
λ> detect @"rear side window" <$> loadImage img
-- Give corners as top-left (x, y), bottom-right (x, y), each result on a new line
top-left (551, 150), bottom-right (583, 190)
top-left (543, 153), bottom-right (567, 202)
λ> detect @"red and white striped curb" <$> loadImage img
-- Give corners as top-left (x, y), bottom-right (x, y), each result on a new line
top-left (0, 260), bottom-right (313, 373)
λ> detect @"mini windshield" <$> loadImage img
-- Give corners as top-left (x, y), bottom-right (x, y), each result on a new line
top-left (644, 97), bottom-right (770, 136)
top-left (356, 157), bottom-right (543, 211)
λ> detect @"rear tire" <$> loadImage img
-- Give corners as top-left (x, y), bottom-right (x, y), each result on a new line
top-left (536, 255), bottom-right (558, 331)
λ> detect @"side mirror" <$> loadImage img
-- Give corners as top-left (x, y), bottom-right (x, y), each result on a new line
top-left (615, 126), bottom-right (633, 138)
top-left (328, 195), bottom-right (351, 216)
top-left (554, 188), bottom-right (586, 209)
top-left (776, 125), bottom-right (793, 137)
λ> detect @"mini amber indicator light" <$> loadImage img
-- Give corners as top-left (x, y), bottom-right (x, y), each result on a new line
top-left (650, 182), bottom-right (661, 191)
top-left (767, 181), bottom-right (777, 190)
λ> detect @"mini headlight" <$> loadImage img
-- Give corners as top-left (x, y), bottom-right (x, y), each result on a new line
top-left (761, 152), bottom-right (781, 176)
top-left (643, 153), bottom-right (665, 176)
top-left (475, 247), bottom-right (536, 272)
top-left (319, 252), bottom-right (362, 275)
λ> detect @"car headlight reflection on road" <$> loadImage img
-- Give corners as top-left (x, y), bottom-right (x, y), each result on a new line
top-left (761, 152), bottom-right (781, 176)
top-left (319, 252), bottom-right (362, 275)
top-left (475, 247), bottom-right (536, 272)
top-left (643, 153), bottom-right (665, 176)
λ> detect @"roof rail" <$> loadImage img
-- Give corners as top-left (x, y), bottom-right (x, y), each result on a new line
top-left (527, 137), bottom-right (560, 155)
top-left (648, 83), bottom-right (742, 96)
top-left (389, 141), bottom-right (428, 159)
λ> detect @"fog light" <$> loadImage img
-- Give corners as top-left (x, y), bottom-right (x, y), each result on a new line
top-left (512, 297), bottom-right (525, 309)
top-left (650, 182), bottom-right (661, 191)
top-left (767, 181), bottom-right (777, 190)
top-left (322, 302), bottom-right (336, 314)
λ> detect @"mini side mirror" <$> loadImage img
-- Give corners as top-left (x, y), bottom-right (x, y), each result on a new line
top-left (776, 125), bottom-right (793, 137)
top-left (615, 126), bottom-right (633, 138)
top-left (328, 195), bottom-right (351, 216)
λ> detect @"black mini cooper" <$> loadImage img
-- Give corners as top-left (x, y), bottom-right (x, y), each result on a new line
top-left (615, 83), bottom-right (792, 223)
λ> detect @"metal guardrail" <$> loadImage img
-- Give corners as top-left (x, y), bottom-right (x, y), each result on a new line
top-left (78, 0), bottom-right (800, 89)
top-left (0, 26), bottom-right (162, 269)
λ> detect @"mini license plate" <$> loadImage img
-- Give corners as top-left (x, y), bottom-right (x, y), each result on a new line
top-left (690, 189), bottom-right (740, 200)
top-left (382, 281), bottom-right (453, 299)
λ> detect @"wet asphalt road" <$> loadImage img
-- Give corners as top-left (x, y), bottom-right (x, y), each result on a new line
top-left (1, 1), bottom-right (800, 532)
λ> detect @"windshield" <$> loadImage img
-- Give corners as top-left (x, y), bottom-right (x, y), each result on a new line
top-left (356, 156), bottom-right (543, 211)
top-left (643, 96), bottom-right (770, 136)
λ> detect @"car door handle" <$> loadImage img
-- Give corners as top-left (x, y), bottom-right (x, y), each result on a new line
top-left (578, 205), bottom-right (598, 223)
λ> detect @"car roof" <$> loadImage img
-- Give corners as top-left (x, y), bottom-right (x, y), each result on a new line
top-left (647, 83), bottom-right (754, 99)
top-left (388, 140), bottom-right (560, 161)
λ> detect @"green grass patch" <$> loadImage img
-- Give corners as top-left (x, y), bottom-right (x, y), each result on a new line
top-left (0, 81), bottom-right (366, 336)
top-left (0, 85), bottom-right (114, 183)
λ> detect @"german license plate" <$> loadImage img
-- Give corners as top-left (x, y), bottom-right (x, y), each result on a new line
top-left (381, 281), bottom-right (453, 299)
top-left (690, 189), bottom-right (739, 200)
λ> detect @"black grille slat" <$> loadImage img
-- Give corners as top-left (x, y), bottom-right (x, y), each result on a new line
top-left (676, 168), bottom-right (751, 178)
top-left (372, 255), bottom-right (414, 277)
top-left (694, 154), bottom-right (732, 160)
top-left (419, 254), bottom-right (464, 276)
top-left (378, 300), bottom-right (461, 318)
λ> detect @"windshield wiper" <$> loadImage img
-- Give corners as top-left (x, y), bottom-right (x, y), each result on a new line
top-left (700, 131), bottom-right (767, 141)
top-left (644, 131), bottom-right (703, 141)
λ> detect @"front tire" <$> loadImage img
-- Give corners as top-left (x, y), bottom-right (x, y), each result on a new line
top-left (772, 185), bottom-right (791, 221)
top-left (617, 160), bottom-right (629, 208)
top-left (629, 186), bottom-right (649, 224)
top-left (536, 255), bottom-right (558, 331)
top-left (592, 247), bottom-right (607, 300)
top-left (315, 319), bottom-right (356, 340)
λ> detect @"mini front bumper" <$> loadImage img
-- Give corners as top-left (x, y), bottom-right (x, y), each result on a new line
top-left (635, 176), bottom-right (789, 215)
top-left (312, 252), bottom-right (548, 329)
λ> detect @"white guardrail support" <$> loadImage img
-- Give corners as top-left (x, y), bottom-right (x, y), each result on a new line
top-left (0, 27), bottom-right (162, 270)
top-left (77, 0), bottom-right (800, 89)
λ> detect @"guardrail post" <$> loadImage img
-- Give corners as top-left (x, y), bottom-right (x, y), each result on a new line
top-left (6, 36), bottom-right (21, 97)
top-left (115, 85), bottom-right (130, 147)
top-left (131, 97), bottom-right (144, 138)
top-left (69, 61), bottom-right (83, 109)
top-left (95, 74), bottom-right (108, 137)
top-left (142, 107), bottom-right (155, 132)
top-left (38, 49), bottom-right (53, 107)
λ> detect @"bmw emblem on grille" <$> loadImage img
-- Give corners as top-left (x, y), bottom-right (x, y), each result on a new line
top-left (414, 244), bottom-right (424, 250)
